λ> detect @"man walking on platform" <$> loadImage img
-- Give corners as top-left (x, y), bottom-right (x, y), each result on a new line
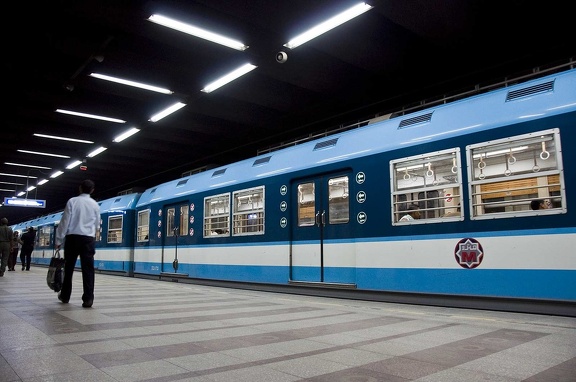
top-left (55, 179), bottom-right (100, 308)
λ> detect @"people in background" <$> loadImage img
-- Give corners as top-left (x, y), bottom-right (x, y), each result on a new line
top-left (8, 231), bottom-right (22, 271)
top-left (530, 199), bottom-right (551, 210)
top-left (443, 203), bottom-right (461, 217)
top-left (0, 218), bottom-right (14, 277)
top-left (399, 203), bottom-right (421, 222)
top-left (20, 227), bottom-right (36, 271)
top-left (55, 179), bottom-right (101, 308)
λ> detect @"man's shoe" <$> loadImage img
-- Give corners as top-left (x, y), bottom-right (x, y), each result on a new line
top-left (82, 300), bottom-right (93, 308)
top-left (58, 294), bottom-right (69, 304)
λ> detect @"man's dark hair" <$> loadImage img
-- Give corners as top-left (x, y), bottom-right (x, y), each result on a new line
top-left (80, 179), bottom-right (95, 194)
top-left (530, 199), bottom-right (543, 210)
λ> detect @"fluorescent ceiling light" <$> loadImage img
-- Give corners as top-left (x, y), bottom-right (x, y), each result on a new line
top-left (90, 73), bottom-right (174, 94)
top-left (283, 2), bottom-right (373, 49)
top-left (56, 109), bottom-right (126, 123)
top-left (17, 191), bottom-right (25, 197)
top-left (0, 181), bottom-right (24, 186)
top-left (87, 146), bottom-right (107, 157)
top-left (50, 171), bottom-right (64, 178)
top-left (4, 162), bottom-right (51, 170)
top-left (26, 186), bottom-right (36, 192)
top-left (201, 63), bottom-right (257, 93)
top-left (0, 173), bottom-right (37, 178)
top-left (148, 14), bottom-right (249, 51)
top-left (0, 188), bottom-right (15, 192)
top-left (65, 160), bottom-right (83, 169)
top-left (37, 179), bottom-right (49, 186)
top-left (113, 127), bottom-right (140, 143)
top-left (17, 149), bottom-right (70, 158)
top-left (149, 102), bottom-right (186, 122)
top-left (34, 133), bottom-right (94, 144)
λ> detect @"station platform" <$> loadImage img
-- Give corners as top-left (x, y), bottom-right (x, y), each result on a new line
top-left (1, 266), bottom-right (575, 382)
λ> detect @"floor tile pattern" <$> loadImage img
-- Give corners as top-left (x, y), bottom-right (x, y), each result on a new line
top-left (1, 268), bottom-right (575, 381)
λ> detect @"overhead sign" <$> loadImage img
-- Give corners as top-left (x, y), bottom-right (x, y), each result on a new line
top-left (3, 198), bottom-right (46, 208)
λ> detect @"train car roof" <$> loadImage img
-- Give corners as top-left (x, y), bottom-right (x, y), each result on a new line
top-left (137, 68), bottom-right (576, 206)
top-left (98, 193), bottom-right (142, 214)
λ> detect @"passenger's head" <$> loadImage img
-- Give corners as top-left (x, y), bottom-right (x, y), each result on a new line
top-left (531, 199), bottom-right (551, 210)
top-left (407, 203), bottom-right (421, 219)
top-left (80, 179), bottom-right (95, 194)
top-left (0, 217), bottom-right (7, 225)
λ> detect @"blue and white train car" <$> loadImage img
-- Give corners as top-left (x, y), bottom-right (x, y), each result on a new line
top-left (132, 68), bottom-right (576, 315)
top-left (22, 193), bottom-right (141, 272)
top-left (28, 211), bottom-right (63, 266)
top-left (94, 192), bottom-right (141, 275)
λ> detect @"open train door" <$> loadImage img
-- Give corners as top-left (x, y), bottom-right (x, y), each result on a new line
top-left (290, 171), bottom-right (356, 287)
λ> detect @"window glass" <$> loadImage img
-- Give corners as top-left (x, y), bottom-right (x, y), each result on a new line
top-left (328, 176), bottom-right (349, 224)
top-left (179, 204), bottom-right (188, 236)
top-left (166, 207), bottom-right (175, 237)
top-left (233, 186), bottom-right (264, 236)
top-left (298, 182), bottom-right (316, 226)
top-left (467, 128), bottom-right (565, 218)
top-left (39, 225), bottom-right (53, 247)
top-left (107, 215), bottom-right (123, 243)
top-left (391, 148), bottom-right (462, 224)
top-left (204, 193), bottom-right (230, 237)
top-left (137, 210), bottom-right (150, 242)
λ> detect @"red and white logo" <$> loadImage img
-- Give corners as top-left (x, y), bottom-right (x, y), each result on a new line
top-left (454, 238), bottom-right (484, 269)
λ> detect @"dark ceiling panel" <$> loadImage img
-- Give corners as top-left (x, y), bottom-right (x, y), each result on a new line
top-left (1, 0), bottom-right (574, 224)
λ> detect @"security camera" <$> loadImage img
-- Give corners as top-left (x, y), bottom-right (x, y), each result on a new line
top-left (276, 51), bottom-right (287, 63)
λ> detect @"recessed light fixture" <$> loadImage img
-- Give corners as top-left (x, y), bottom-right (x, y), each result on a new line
top-left (149, 102), bottom-right (186, 122)
top-left (90, 73), bottom-right (174, 94)
top-left (283, 2), bottom-right (373, 49)
top-left (113, 127), bottom-right (141, 143)
top-left (56, 109), bottom-right (126, 123)
top-left (201, 63), bottom-right (257, 93)
top-left (148, 14), bottom-right (249, 51)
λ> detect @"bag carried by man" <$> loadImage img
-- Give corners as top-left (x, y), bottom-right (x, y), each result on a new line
top-left (47, 250), bottom-right (65, 292)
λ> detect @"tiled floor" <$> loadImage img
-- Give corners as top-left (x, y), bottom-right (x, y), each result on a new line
top-left (1, 267), bottom-right (575, 381)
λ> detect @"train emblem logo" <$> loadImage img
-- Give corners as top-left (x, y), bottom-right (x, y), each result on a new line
top-left (454, 238), bottom-right (484, 269)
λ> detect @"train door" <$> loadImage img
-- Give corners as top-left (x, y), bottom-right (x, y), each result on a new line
top-left (290, 172), bottom-right (355, 285)
top-left (161, 203), bottom-right (189, 274)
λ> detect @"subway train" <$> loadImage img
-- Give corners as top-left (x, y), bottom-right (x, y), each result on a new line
top-left (13, 67), bottom-right (576, 317)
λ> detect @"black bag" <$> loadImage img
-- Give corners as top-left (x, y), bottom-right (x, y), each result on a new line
top-left (47, 250), bottom-right (65, 292)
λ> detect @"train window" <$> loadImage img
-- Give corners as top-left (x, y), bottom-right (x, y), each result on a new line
top-left (467, 128), bottom-right (565, 219)
top-left (391, 148), bottom-right (462, 224)
top-left (137, 210), bottom-right (150, 242)
top-left (328, 176), bottom-right (349, 224)
top-left (107, 215), bottom-right (123, 243)
top-left (38, 225), bottom-right (53, 247)
top-left (179, 204), bottom-right (189, 237)
top-left (233, 186), bottom-right (264, 236)
top-left (166, 208), bottom-right (176, 237)
top-left (298, 182), bottom-right (316, 226)
top-left (204, 193), bottom-right (230, 237)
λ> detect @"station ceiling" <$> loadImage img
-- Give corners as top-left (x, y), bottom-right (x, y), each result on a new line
top-left (2, 0), bottom-right (574, 224)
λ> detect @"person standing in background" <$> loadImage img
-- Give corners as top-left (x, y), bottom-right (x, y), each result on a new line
top-left (8, 231), bottom-right (22, 271)
top-left (55, 179), bottom-right (101, 308)
top-left (20, 227), bottom-right (36, 271)
top-left (0, 218), bottom-right (14, 277)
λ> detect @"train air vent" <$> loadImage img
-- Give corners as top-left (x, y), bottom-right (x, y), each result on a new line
top-left (398, 112), bottom-right (433, 129)
top-left (253, 156), bottom-right (271, 166)
top-left (176, 179), bottom-right (188, 187)
top-left (506, 80), bottom-right (555, 101)
top-left (314, 138), bottom-right (339, 150)
top-left (150, 188), bottom-right (157, 194)
top-left (114, 198), bottom-right (121, 203)
top-left (212, 168), bottom-right (227, 177)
